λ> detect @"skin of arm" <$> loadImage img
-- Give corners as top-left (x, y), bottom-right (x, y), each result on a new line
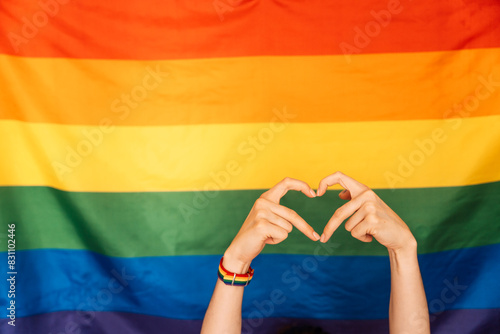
top-left (317, 171), bottom-right (430, 334)
top-left (201, 178), bottom-right (320, 334)
top-left (388, 242), bottom-right (430, 334)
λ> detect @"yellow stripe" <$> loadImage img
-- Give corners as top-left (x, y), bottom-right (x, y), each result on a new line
top-left (1, 49), bottom-right (499, 125)
top-left (1, 116), bottom-right (498, 192)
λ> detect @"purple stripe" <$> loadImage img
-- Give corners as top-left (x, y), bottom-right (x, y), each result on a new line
top-left (0, 309), bottom-right (498, 334)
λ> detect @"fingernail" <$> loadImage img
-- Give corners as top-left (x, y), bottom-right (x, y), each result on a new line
top-left (310, 189), bottom-right (316, 197)
top-left (313, 231), bottom-right (320, 241)
top-left (340, 189), bottom-right (346, 195)
top-left (320, 233), bottom-right (325, 243)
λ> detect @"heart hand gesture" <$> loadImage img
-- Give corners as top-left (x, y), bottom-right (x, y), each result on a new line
top-left (203, 172), bottom-right (429, 334)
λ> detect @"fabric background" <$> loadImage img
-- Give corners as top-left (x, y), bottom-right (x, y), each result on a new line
top-left (0, 0), bottom-right (499, 333)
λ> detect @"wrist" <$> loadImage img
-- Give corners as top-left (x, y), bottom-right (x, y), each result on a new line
top-left (223, 248), bottom-right (252, 274)
top-left (388, 237), bottom-right (418, 264)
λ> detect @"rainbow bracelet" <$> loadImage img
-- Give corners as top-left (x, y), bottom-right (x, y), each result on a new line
top-left (217, 257), bottom-right (254, 286)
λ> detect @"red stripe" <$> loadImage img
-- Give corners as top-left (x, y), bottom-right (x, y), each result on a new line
top-left (0, 0), bottom-right (499, 60)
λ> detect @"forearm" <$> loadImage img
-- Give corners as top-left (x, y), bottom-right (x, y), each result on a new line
top-left (201, 253), bottom-right (250, 334)
top-left (388, 241), bottom-right (430, 334)
top-left (201, 279), bottom-right (244, 334)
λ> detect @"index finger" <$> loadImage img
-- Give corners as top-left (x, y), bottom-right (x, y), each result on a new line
top-left (316, 171), bottom-right (369, 197)
top-left (261, 177), bottom-right (316, 204)
top-left (265, 200), bottom-right (320, 241)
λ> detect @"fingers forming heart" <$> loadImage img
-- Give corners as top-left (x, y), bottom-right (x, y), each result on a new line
top-left (260, 172), bottom-right (373, 244)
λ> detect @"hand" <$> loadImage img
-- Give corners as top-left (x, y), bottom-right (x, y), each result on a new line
top-left (223, 177), bottom-right (320, 274)
top-left (317, 171), bottom-right (416, 252)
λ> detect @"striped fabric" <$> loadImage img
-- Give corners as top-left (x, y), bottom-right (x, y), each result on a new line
top-left (1, 0), bottom-right (500, 333)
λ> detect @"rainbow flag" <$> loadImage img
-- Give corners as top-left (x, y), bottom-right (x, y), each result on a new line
top-left (1, 0), bottom-right (500, 333)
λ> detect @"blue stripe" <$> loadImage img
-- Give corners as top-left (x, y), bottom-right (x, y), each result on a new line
top-left (1, 243), bottom-right (500, 320)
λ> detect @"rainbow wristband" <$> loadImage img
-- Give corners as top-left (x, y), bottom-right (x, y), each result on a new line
top-left (217, 257), bottom-right (254, 286)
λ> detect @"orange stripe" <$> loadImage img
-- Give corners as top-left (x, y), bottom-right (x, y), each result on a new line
top-left (0, 0), bottom-right (499, 59)
top-left (1, 50), bottom-right (499, 126)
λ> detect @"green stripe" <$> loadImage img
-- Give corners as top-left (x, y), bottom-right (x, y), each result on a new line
top-left (1, 182), bottom-right (499, 257)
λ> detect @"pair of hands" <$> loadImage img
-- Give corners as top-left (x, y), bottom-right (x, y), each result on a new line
top-left (224, 172), bottom-right (417, 274)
